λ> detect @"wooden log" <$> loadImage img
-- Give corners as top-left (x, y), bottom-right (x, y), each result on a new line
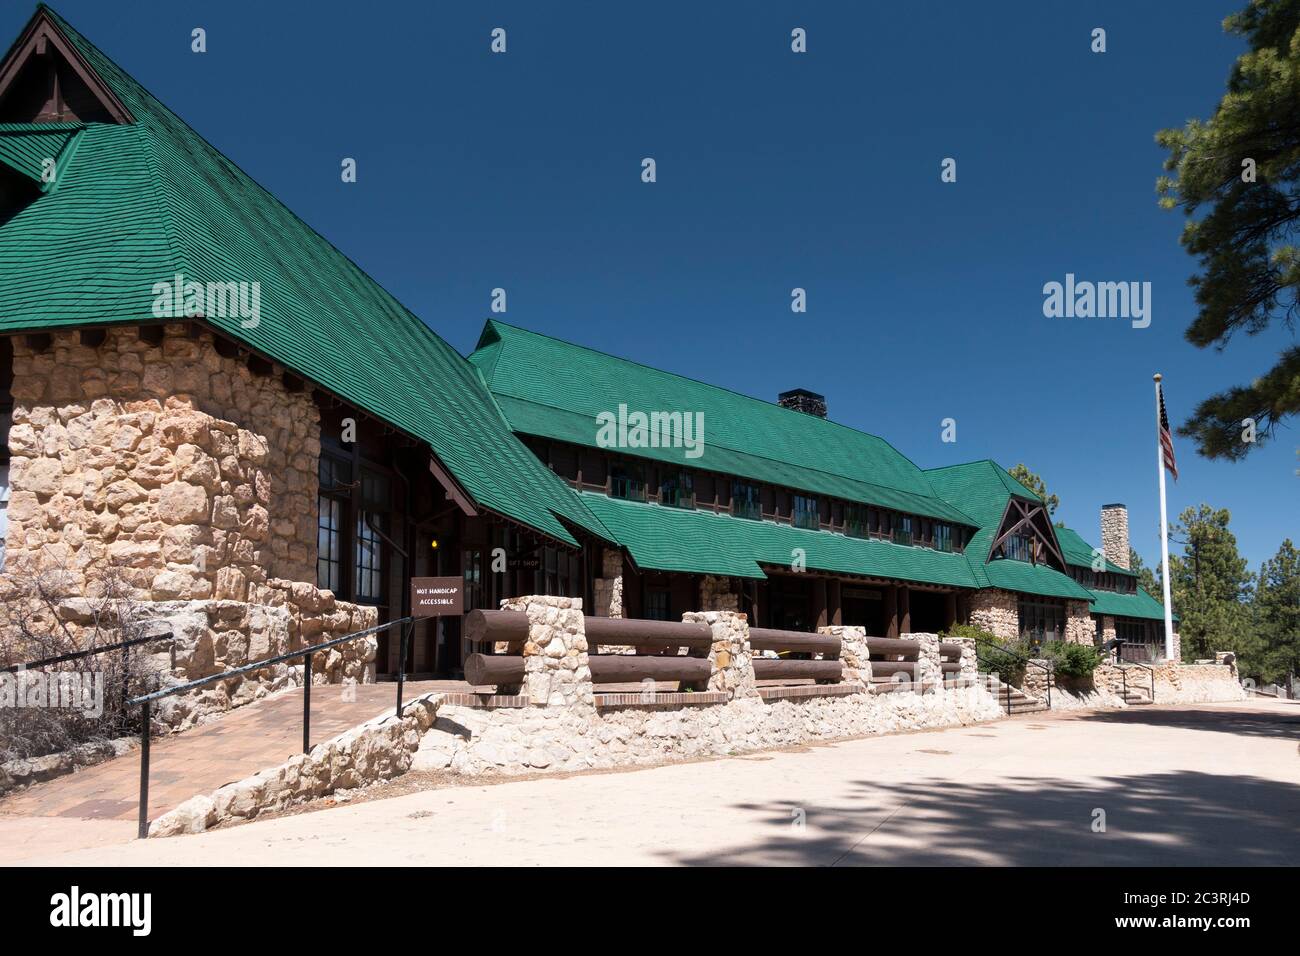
top-left (748, 628), bottom-right (841, 656)
top-left (940, 660), bottom-right (962, 673)
top-left (585, 616), bottom-right (712, 650)
top-left (870, 660), bottom-right (918, 678)
top-left (465, 653), bottom-right (713, 686)
top-left (590, 655), bottom-right (712, 684)
top-left (939, 642), bottom-right (964, 659)
top-left (752, 659), bottom-right (844, 682)
top-left (464, 610), bottom-right (529, 647)
top-left (464, 653), bottom-right (525, 686)
top-left (865, 637), bottom-right (921, 657)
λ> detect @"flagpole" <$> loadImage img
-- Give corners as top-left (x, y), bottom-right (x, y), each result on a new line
top-left (1154, 373), bottom-right (1175, 661)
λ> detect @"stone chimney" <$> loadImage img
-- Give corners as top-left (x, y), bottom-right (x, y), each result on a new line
top-left (1100, 503), bottom-right (1130, 570)
top-left (778, 388), bottom-right (826, 418)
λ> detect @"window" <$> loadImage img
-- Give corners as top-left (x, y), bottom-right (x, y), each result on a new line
top-left (659, 470), bottom-right (694, 509)
top-left (732, 481), bottom-right (762, 520)
top-left (844, 503), bottom-right (869, 538)
top-left (1116, 619), bottom-right (1159, 661)
top-left (892, 515), bottom-right (913, 546)
top-left (645, 588), bottom-right (670, 621)
top-left (611, 463), bottom-right (645, 501)
top-left (355, 512), bottom-right (384, 602)
top-left (934, 522), bottom-right (953, 553)
top-left (1018, 598), bottom-right (1066, 650)
top-left (998, 532), bottom-right (1033, 562)
top-left (793, 494), bottom-right (819, 530)
top-left (316, 454), bottom-right (352, 593)
top-left (354, 468), bottom-right (389, 604)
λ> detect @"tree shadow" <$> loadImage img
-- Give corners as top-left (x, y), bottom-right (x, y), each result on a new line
top-left (662, 770), bottom-right (1300, 866)
top-left (1076, 703), bottom-right (1300, 741)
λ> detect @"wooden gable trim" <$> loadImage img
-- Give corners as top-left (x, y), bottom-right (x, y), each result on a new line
top-left (0, 10), bottom-right (134, 124)
top-left (987, 497), bottom-right (1067, 571)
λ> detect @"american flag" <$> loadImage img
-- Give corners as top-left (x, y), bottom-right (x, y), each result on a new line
top-left (1157, 381), bottom-right (1178, 481)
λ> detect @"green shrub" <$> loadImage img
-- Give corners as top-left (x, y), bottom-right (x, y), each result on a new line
top-left (1041, 640), bottom-right (1103, 679)
top-left (943, 624), bottom-right (1028, 686)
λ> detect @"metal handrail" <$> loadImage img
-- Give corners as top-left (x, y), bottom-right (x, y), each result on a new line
top-left (2, 627), bottom-right (173, 673)
top-left (129, 615), bottom-right (416, 839)
top-left (972, 635), bottom-right (1054, 710)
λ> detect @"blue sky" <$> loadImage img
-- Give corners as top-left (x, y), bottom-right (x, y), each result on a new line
top-left (17, 1), bottom-right (1296, 572)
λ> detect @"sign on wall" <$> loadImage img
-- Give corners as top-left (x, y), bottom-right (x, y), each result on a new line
top-left (410, 576), bottom-right (464, 617)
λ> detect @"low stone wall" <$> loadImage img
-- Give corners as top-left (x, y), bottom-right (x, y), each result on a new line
top-left (50, 583), bottom-right (378, 732)
top-left (0, 735), bottom-right (136, 798)
top-left (413, 684), bottom-right (1003, 776)
top-left (147, 693), bottom-right (440, 837)
top-left (412, 596), bottom-right (1000, 776)
top-left (1094, 660), bottom-right (1245, 705)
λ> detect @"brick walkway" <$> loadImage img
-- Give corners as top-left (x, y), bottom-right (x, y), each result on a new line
top-left (0, 680), bottom-right (466, 823)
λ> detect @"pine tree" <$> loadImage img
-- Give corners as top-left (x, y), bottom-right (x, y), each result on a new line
top-left (1006, 463), bottom-right (1059, 516)
top-left (1251, 539), bottom-right (1300, 685)
top-left (1155, 0), bottom-right (1300, 459)
top-left (1168, 505), bottom-right (1254, 661)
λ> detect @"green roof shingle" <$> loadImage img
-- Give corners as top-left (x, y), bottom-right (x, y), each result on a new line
top-left (470, 320), bottom-right (976, 526)
top-left (0, 6), bottom-right (609, 548)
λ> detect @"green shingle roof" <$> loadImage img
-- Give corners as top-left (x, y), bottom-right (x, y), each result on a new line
top-left (925, 460), bottom-right (1093, 601)
top-left (0, 6), bottom-right (609, 549)
top-left (581, 494), bottom-right (979, 588)
top-left (0, 122), bottom-right (79, 181)
top-left (1054, 525), bottom-right (1137, 577)
top-left (469, 320), bottom-right (976, 526)
top-left (1088, 586), bottom-right (1172, 622)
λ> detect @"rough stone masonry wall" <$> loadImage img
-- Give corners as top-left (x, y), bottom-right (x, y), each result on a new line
top-left (1, 326), bottom-right (373, 731)
top-left (1100, 504), bottom-right (1130, 570)
top-left (699, 575), bottom-right (739, 612)
top-left (411, 596), bottom-right (1003, 777)
top-left (968, 588), bottom-right (1018, 639)
top-left (591, 549), bottom-right (624, 619)
top-left (1064, 600), bottom-right (1095, 645)
top-left (1093, 660), bottom-right (1244, 705)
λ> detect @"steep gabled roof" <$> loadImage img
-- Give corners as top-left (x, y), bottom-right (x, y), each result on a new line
top-left (925, 460), bottom-right (1093, 601)
top-left (469, 319), bottom-right (976, 526)
top-left (0, 6), bottom-right (608, 548)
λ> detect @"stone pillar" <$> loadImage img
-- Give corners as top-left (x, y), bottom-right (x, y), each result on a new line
top-left (500, 595), bottom-right (593, 711)
top-left (698, 575), bottom-right (739, 612)
top-left (968, 588), bottom-right (1018, 639)
top-left (592, 549), bottom-right (624, 618)
top-left (1171, 629), bottom-right (1182, 663)
top-left (907, 632), bottom-right (942, 690)
top-left (1064, 600), bottom-right (1095, 645)
top-left (684, 610), bottom-right (756, 700)
top-left (1100, 504), bottom-right (1130, 570)
top-left (945, 636), bottom-right (978, 683)
top-left (820, 625), bottom-right (870, 684)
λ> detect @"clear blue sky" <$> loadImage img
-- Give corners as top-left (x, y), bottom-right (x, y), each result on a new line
top-left (17, 1), bottom-right (1296, 572)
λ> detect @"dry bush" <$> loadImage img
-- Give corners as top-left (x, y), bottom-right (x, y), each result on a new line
top-left (0, 557), bottom-right (167, 762)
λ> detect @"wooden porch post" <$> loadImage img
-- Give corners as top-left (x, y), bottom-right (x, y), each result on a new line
top-left (812, 577), bottom-right (828, 631)
top-left (899, 586), bottom-right (911, 635)
top-left (944, 592), bottom-right (958, 631)
top-left (885, 586), bottom-right (899, 639)
top-left (827, 578), bottom-right (842, 627)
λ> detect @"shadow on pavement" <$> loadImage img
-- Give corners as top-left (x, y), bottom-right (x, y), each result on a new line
top-left (664, 770), bottom-right (1300, 866)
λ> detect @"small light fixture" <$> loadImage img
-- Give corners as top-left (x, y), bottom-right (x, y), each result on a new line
top-left (429, 538), bottom-right (439, 551)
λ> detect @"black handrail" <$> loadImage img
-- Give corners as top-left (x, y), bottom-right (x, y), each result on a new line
top-left (971, 635), bottom-right (1054, 710)
top-left (129, 615), bottom-right (415, 840)
top-left (2, 627), bottom-right (173, 673)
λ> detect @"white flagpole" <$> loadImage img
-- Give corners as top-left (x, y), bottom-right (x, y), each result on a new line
top-left (1154, 373), bottom-right (1175, 661)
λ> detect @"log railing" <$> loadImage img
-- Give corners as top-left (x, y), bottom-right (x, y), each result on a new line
top-left (749, 627), bottom-right (844, 684)
top-left (866, 636), bottom-right (920, 684)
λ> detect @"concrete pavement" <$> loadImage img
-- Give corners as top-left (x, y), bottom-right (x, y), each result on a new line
top-left (6, 699), bottom-right (1297, 866)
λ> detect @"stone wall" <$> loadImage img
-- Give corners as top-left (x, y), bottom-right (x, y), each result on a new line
top-left (968, 588), bottom-right (1018, 639)
top-left (4, 325), bottom-right (317, 595)
top-left (1094, 660), bottom-right (1244, 705)
top-left (1, 325), bottom-right (374, 732)
top-left (1100, 504), bottom-right (1130, 570)
top-left (1064, 600), bottom-right (1095, 645)
top-left (591, 549), bottom-right (624, 618)
top-left (821, 625), bottom-right (870, 682)
top-left (147, 692), bottom-right (440, 837)
top-left (699, 575), bottom-right (739, 612)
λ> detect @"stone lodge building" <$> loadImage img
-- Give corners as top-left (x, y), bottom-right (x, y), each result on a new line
top-left (0, 7), bottom-right (1176, 691)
